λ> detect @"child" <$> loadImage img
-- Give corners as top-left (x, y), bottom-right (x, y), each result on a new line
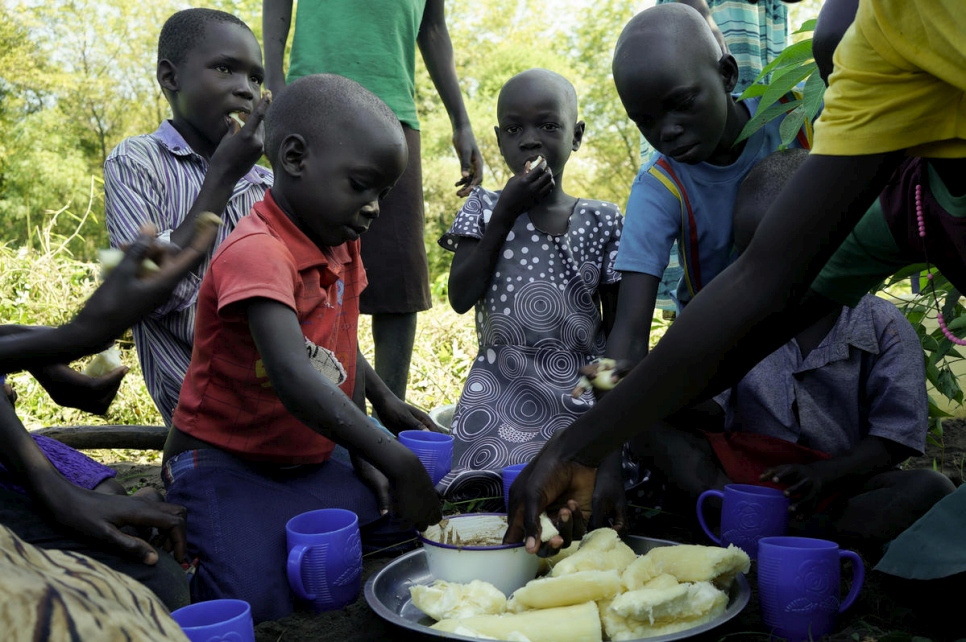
top-left (162, 74), bottom-right (442, 623)
top-left (506, 0), bottom-right (966, 554)
top-left (263, 0), bottom-right (484, 404)
top-left (437, 68), bottom-right (623, 509)
top-left (629, 150), bottom-right (955, 553)
top-left (105, 8), bottom-right (272, 427)
top-left (607, 3), bottom-right (809, 370)
top-left (0, 223), bottom-right (219, 610)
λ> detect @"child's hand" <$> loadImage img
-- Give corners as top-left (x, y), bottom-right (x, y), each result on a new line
top-left (376, 398), bottom-right (441, 434)
top-left (572, 358), bottom-right (634, 398)
top-left (391, 455), bottom-right (443, 532)
top-left (492, 157), bottom-right (554, 227)
top-left (351, 454), bottom-right (391, 515)
top-left (761, 463), bottom-right (832, 516)
top-left (210, 90), bottom-right (272, 183)
top-left (72, 221), bottom-right (219, 346)
top-left (590, 457), bottom-right (628, 535)
top-left (47, 482), bottom-right (187, 565)
top-left (32, 363), bottom-right (128, 416)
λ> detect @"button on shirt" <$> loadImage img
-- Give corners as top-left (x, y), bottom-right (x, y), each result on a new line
top-left (715, 295), bottom-right (928, 457)
top-left (104, 121), bottom-right (273, 426)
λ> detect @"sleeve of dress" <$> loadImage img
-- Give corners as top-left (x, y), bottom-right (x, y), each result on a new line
top-left (437, 186), bottom-right (497, 252)
top-left (613, 170), bottom-right (682, 278)
top-left (863, 300), bottom-right (930, 455)
top-left (211, 234), bottom-right (300, 318)
top-left (600, 201), bottom-right (624, 285)
top-left (103, 150), bottom-right (201, 316)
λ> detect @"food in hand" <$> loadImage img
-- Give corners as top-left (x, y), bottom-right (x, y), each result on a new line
top-left (432, 601), bottom-right (602, 642)
top-left (228, 111), bottom-right (247, 128)
top-left (538, 513), bottom-right (559, 543)
top-left (83, 346), bottom-right (123, 377)
top-left (98, 248), bottom-right (159, 280)
top-left (525, 155), bottom-right (547, 173)
top-left (195, 211), bottom-right (223, 232)
top-left (409, 579), bottom-right (506, 621)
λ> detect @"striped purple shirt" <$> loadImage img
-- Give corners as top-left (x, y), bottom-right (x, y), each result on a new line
top-left (104, 121), bottom-right (273, 426)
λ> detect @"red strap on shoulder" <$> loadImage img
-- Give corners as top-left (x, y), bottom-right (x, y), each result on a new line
top-left (655, 158), bottom-right (702, 291)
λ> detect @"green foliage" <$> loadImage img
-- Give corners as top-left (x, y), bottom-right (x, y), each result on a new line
top-left (735, 20), bottom-right (824, 149)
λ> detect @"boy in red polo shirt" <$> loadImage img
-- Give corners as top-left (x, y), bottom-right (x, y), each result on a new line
top-left (162, 74), bottom-right (442, 622)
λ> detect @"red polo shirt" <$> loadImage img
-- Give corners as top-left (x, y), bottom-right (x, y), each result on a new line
top-left (172, 190), bottom-right (366, 464)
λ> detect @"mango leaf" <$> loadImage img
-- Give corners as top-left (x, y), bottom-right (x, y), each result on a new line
top-left (778, 105), bottom-right (806, 150)
top-left (758, 63), bottom-right (814, 113)
top-left (734, 98), bottom-right (801, 145)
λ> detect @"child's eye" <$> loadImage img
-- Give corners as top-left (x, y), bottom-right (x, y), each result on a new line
top-left (541, 123), bottom-right (560, 132)
top-left (676, 95), bottom-right (697, 111)
top-left (349, 178), bottom-right (368, 192)
top-left (250, 75), bottom-right (263, 86)
top-left (214, 64), bottom-right (231, 74)
top-left (504, 125), bottom-right (521, 134)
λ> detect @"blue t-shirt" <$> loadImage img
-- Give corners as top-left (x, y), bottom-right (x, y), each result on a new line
top-left (616, 96), bottom-right (805, 309)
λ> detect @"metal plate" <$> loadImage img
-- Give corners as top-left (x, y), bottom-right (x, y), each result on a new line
top-left (364, 535), bottom-right (750, 641)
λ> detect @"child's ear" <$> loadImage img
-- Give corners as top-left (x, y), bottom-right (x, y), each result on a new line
top-left (279, 134), bottom-right (307, 177)
top-left (718, 54), bottom-right (740, 94)
top-left (157, 59), bottom-right (178, 94)
top-left (572, 121), bottom-right (586, 152)
top-left (493, 124), bottom-right (503, 155)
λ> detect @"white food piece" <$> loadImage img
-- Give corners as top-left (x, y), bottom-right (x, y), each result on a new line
top-left (431, 601), bottom-right (602, 642)
top-left (525, 155), bottom-right (547, 173)
top-left (409, 579), bottom-right (506, 621)
top-left (539, 513), bottom-right (559, 543)
top-left (98, 248), bottom-right (160, 280)
top-left (228, 111), bottom-right (247, 127)
top-left (510, 570), bottom-right (622, 610)
top-left (83, 346), bottom-right (123, 377)
top-left (195, 211), bottom-right (223, 232)
top-left (622, 543), bottom-right (750, 590)
top-left (610, 580), bottom-right (727, 625)
top-left (590, 358), bottom-right (620, 391)
top-left (551, 529), bottom-right (637, 577)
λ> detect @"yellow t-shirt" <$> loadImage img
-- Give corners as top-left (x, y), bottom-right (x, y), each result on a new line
top-left (813, 0), bottom-right (966, 158)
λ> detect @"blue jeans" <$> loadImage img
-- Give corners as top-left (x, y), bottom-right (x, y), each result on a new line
top-left (163, 448), bottom-right (407, 623)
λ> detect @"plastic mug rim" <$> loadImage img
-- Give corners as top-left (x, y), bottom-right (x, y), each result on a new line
top-left (398, 430), bottom-right (454, 444)
top-left (286, 508), bottom-right (359, 537)
top-left (171, 598), bottom-right (251, 629)
top-left (725, 483), bottom-right (788, 498)
top-left (758, 535), bottom-right (839, 551)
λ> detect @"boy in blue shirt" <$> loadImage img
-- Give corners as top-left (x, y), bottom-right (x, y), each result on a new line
top-left (606, 3), bottom-right (808, 367)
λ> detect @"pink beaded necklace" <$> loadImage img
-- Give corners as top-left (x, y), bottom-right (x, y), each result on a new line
top-left (916, 183), bottom-right (966, 346)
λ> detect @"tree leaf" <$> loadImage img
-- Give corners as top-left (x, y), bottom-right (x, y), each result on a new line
top-left (753, 39), bottom-right (815, 82)
top-left (802, 69), bottom-right (825, 122)
top-left (738, 83), bottom-right (768, 101)
top-left (778, 105), bottom-right (806, 149)
top-left (793, 19), bottom-right (818, 35)
top-left (734, 99), bottom-right (801, 145)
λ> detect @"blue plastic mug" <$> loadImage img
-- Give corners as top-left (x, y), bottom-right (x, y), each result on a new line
top-left (398, 430), bottom-right (454, 484)
top-left (285, 508), bottom-right (362, 612)
top-left (757, 536), bottom-right (865, 642)
top-left (170, 598), bottom-right (255, 642)
top-left (696, 484), bottom-right (789, 559)
top-left (502, 463), bottom-right (528, 511)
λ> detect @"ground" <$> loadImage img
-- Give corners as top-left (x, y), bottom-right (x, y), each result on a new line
top-left (108, 420), bottom-right (966, 642)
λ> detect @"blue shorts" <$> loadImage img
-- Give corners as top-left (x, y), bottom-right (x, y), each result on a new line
top-left (163, 448), bottom-right (410, 622)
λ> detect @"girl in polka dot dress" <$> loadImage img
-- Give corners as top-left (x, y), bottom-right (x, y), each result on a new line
top-left (437, 69), bottom-right (623, 508)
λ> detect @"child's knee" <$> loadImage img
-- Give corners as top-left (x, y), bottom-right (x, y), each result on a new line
top-left (905, 469), bottom-right (956, 505)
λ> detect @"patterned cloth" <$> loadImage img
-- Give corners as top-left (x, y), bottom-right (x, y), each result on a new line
top-left (437, 187), bottom-right (622, 501)
top-left (0, 523), bottom-right (188, 641)
top-left (104, 121), bottom-right (273, 426)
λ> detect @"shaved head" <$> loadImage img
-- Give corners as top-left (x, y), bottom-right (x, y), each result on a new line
top-left (613, 4), bottom-right (722, 82)
top-left (498, 68), bottom-right (579, 122)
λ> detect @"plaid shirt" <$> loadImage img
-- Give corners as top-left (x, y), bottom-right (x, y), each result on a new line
top-left (104, 121), bottom-right (273, 425)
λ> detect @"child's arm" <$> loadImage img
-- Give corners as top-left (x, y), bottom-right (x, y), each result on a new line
top-left (448, 169), bottom-right (554, 313)
top-left (599, 282), bottom-right (620, 338)
top-left (0, 224), bottom-right (218, 374)
top-left (417, 0), bottom-right (484, 197)
top-left (604, 273), bottom-right (659, 364)
top-left (247, 299), bottom-right (441, 530)
top-left (262, 0), bottom-right (293, 99)
top-left (359, 351), bottom-right (437, 433)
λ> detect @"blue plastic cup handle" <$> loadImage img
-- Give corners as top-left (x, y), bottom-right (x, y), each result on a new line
top-left (839, 549), bottom-right (865, 612)
top-left (696, 489), bottom-right (724, 545)
top-left (287, 544), bottom-right (316, 602)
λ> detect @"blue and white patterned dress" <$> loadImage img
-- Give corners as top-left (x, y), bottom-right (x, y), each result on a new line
top-left (437, 186), bottom-right (623, 502)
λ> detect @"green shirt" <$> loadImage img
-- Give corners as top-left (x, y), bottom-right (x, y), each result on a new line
top-left (812, 162), bottom-right (966, 306)
top-left (287, 0), bottom-right (426, 130)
